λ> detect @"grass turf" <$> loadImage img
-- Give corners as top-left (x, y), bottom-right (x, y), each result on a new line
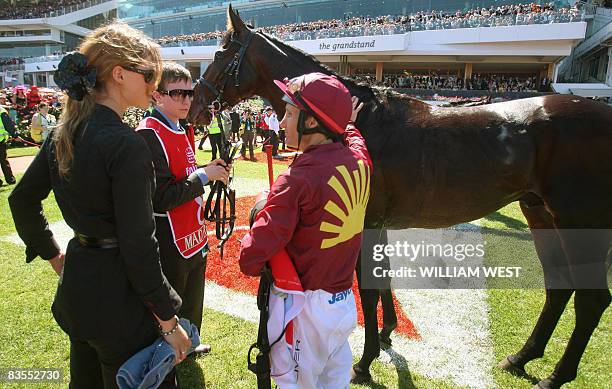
top-left (7, 146), bottom-right (39, 158)
top-left (482, 203), bottom-right (611, 389)
top-left (0, 160), bottom-right (610, 388)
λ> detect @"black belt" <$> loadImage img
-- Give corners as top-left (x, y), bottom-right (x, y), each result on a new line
top-left (74, 232), bottom-right (119, 249)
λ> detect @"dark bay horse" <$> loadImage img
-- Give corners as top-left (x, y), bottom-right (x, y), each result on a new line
top-left (188, 6), bottom-right (612, 388)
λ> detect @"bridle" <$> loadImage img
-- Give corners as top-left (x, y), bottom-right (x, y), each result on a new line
top-left (197, 30), bottom-right (255, 111)
top-left (197, 30), bottom-right (254, 259)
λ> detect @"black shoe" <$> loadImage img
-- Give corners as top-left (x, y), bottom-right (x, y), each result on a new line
top-left (7, 179), bottom-right (16, 185)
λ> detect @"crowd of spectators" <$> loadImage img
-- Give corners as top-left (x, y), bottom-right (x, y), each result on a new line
top-left (354, 73), bottom-right (551, 92)
top-left (0, 0), bottom-right (91, 20)
top-left (0, 58), bottom-right (24, 66)
top-left (157, 2), bottom-right (583, 46)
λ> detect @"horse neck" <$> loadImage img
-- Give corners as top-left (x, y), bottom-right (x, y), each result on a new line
top-left (254, 34), bottom-right (376, 111)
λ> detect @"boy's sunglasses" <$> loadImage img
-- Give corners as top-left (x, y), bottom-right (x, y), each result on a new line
top-left (158, 89), bottom-right (195, 102)
top-left (121, 65), bottom-right (155, 84)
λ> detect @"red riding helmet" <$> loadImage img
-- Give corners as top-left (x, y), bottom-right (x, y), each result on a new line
top-left (274, 72), bottom-right (352, 135)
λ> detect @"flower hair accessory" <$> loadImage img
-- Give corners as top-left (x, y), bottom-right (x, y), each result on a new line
top-left (54, 52), bottom-right (97, 101)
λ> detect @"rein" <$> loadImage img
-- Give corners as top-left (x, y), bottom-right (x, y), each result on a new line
top-left (203, 139), bottom-right (241, 259)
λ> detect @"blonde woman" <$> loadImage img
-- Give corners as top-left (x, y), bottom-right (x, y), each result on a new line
top-left (9, 23), bottom-right (190, 388)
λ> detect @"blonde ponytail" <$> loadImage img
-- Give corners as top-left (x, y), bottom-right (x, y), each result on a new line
top-left (54, 22), bottom-right (162, 178)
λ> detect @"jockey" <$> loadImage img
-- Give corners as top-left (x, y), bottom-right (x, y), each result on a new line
top-left (239, 72), bottom-right (372, 388)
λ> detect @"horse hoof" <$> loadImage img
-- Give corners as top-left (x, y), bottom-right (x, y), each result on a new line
top-left (379, 333), bottom-right (393, 350)
top-left (498, 355), bottom-right (526, 377)
top-left (533, 377), bottom-right (564, 389)
top-left (350, 365), bottom-right (372, 384)
top-left (533, 379), bottom-right (555, 389)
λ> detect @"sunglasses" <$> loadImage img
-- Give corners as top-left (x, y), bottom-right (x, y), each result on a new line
top-left (122, 65), bottom-right (155, 84)
top-left (158, 89), bottom-right (194, 102)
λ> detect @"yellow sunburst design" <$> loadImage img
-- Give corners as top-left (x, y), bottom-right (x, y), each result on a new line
top-left (320, 160), bottom-right (370, 249)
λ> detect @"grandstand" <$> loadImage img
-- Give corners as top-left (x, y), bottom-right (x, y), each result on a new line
top-left (0, 0), bottom-right (117, 87)
top-left (1, 0), bottom-right (610, 101)
top-left (145, 0), bottom-right (588, 98)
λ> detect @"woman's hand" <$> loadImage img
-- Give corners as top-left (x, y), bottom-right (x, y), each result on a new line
top-left (350, 96), bottom-right (364, 123)
top-left (158, 316), bottom-right (192, 365)
top-left (48, 252), bottom-right (64, 276)
top-left (204, 159), bottom-right (232, 185)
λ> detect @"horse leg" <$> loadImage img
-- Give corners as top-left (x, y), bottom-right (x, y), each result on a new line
top-left (379, 288), bottom-right (398, 350)
top-left (500, 197), bottom-right (573, 375)
top-left (378, 231), bottom-right (397, 349)
top-left (534, 224), bottom-right (611, 389)
top-left (352, 252), bottom-right (380, 383)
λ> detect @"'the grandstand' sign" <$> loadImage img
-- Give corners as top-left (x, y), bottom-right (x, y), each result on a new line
top-left (291, 34), bottom-right (406, 55)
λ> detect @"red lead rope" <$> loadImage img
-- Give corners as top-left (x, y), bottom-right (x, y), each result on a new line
top-left (264, 144), bottom-right (274, 189)
top-left (13, 137), bottom-right (41, 148)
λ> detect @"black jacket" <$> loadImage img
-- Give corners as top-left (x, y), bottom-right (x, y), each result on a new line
top-left (9, 104), bottom-right (181, 339)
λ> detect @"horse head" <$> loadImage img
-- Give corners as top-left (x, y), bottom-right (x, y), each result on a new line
top-left (189, 5), bottom-right (285, 125)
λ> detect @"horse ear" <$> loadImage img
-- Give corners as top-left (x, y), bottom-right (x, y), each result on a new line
top-left (227, 4), bottom-right (247, 32)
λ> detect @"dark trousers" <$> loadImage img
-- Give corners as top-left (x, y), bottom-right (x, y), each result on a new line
top-left (156, 219), bottom-right (207, 333)
top-left (241, 131), bottom-right (255, 159)
top-left (197, 133), bottom-right (208, 150)
top-left (69, 320), bottom-right (177, 389)
top-left (162, 251), bottom-right (207, 333)
top-left (270, 131), bottom-right (279, 156)
top-left (209, 133), bottom-right (223, 160)
top-left (0, 141), bottom-right (15, 184)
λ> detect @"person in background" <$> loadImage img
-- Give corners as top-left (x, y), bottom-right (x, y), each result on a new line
top-left (9, 23), bottom-right (191, 388)
top-left (0, 94), bottom-right (18, 186)
top-left (240, 109), bottom-right (255, 161)
top-left (30, 102), bottom-right (56, 143)
top-left (220, 107), bottom-right (233, 143)
top-left (264, 106), bottom-right (281, 159)
top-left (230, 108), bottom-right (240, 143)
top-left (207, 106), bottom-right (224, 160)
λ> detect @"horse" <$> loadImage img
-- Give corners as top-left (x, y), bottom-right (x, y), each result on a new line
top-left (188, 6), bottom-right (612, 388)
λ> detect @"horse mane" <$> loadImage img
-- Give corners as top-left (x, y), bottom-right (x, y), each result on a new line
top-left (220, 26), bottom-right (428, 140)
top-left (261, 32), bottom-right (433, 140)
top-left (262, 32), bottom-right (377, 100)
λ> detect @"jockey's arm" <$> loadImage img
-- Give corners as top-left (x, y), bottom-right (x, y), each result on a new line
top-left (239, 173), bottom-right (308, 276)
top-left (344, 124), bottom-right (373, 170)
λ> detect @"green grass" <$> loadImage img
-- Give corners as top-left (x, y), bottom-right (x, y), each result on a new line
top-left (1, 160), bottom-right (610, 388)
top-left (0, 174), bottom-right (63, 237)
top-left (482, 203), bottom-right (611, 389)
top-left (7, 146), bottom-right (39, 158)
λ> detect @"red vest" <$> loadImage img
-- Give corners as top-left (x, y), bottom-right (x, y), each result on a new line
top-left (136, 117), bottom-right (208, 258)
